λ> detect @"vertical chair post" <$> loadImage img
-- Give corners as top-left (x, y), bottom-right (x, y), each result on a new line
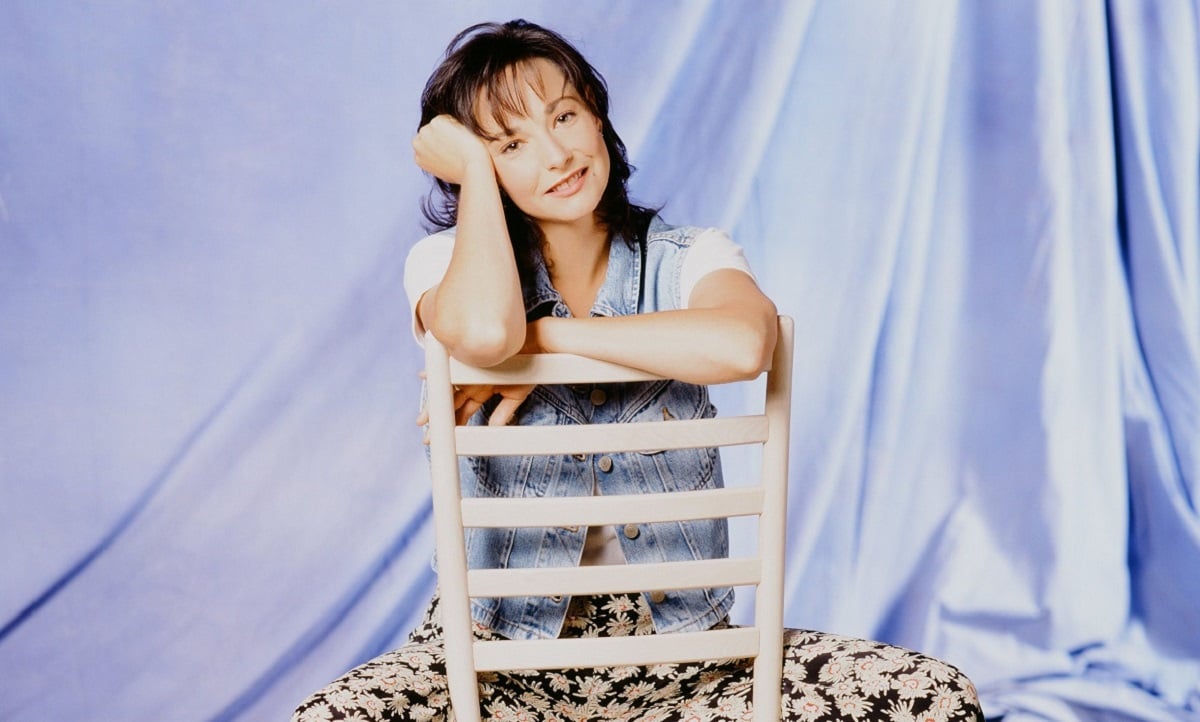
top-left (423, 334), bottom-right (482, 722)
top-left (752, 315), bottom-right (795, 721)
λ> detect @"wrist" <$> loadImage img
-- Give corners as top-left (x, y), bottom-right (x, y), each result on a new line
top-left (525, 316), bottom-right (562, 355)
top-left (523, 317), bottom-right (546, 354)
top-left (460, 148), bottom-right (495, 183)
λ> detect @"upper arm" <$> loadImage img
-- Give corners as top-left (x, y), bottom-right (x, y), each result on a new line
top-left (414, 283), bottom-right (440, 342)
top-left (681, 227), bottom-right (777, 352)
top-left (688, 268), bottom-right (776, 319)
top-left (689, 269), bottom-right (779, 374)
top-left (403, 231), bottom-right (456, 344)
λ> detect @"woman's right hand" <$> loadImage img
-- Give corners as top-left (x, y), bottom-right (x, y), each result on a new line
top-left (416, 378), bottom-right (536, 443)
top-left (412, 114), bottom-right (492, 185)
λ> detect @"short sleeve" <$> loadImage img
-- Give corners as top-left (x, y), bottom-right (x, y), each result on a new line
top-left (402, 229), bottom-right (456, 344)
top-left (678, 228), bottom-right (756, 308)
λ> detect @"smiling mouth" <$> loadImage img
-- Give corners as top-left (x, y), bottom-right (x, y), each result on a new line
top-left (547, 168), bottom-right (587, 195)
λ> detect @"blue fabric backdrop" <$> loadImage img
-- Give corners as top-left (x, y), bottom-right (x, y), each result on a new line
top-left (1, 2), bottom-right (1197, 720)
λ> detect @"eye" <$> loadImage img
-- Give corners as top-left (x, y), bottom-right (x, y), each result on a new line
top-left (500, 140), bottom-right (521, 154)
top-left (555, 111), bottom-right (576, 125)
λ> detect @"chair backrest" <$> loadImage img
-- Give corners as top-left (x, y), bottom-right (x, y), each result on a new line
top-left (424, 315), bottom-right (794, 722)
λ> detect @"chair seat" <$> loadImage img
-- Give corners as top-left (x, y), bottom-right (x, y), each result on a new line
top-left (292, 591), bottom-right (986, 722)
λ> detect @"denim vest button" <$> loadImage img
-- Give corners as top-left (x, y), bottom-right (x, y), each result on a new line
top-left (649, 590), bottom-right (666, 604)
top-left (623, 523), bottom-right (640, 539)
top-left (573, 453), bottom-right (588, 462)
top-left (589, 388), bottom-right (607, 406)
top-left (598, 455), bottom-right (613, 473)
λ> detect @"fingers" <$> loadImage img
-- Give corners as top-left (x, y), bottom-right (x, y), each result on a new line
top-left (488, 396), bottom-right (522, 427)
top-left (455, 385), bottom-right (494, 426)
top-left (488, 384), bottom-right (536, 426)
top-left (412, 115), bottom-right (490, 184)
top-left (456, 399), bottom-right (485, 425)
top-left (415, 369), bottom-right (430, 427)
top-left (415, 384), bottom-right (489, 427)
top-left (414, 380), bottom-right (535, 430)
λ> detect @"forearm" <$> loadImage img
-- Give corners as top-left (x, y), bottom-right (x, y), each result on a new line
top-left (424, 165), bottom-right (527, 366)
top-left (531, 305), bottom-right (778, 385)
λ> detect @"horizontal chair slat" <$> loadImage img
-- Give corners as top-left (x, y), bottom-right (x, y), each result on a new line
top-left (455, 416), bottom-right (768, 457)
top-left (466, 558), bottom-right (761, 598)
top-left (460, 487), bottom-right (766, 528)
top-left (472, 628), bottom-right (760, 672)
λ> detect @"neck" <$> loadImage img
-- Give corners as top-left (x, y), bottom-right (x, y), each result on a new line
top-left (539, 216), bottom-right (608, 274)
top-left (539, 220), bottom-right (610, 317)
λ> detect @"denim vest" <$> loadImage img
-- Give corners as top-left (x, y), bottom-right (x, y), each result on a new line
top-left (462, 216), bottom-right (732, 641)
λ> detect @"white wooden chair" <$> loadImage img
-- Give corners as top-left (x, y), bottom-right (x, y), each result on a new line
top-left (423, 316), bottom-right (794, 722)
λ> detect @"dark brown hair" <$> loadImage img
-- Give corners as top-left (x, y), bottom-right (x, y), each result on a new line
top-left (418, 20), bottom-right (653, 288)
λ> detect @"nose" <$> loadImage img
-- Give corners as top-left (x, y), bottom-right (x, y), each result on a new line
top-left (541, 135), bottom-right (571, 170)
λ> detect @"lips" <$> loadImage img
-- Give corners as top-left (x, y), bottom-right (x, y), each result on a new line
top-left (547, 168), bottom-right (587, 195)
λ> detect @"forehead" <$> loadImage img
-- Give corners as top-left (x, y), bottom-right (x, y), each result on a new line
top-left (474, 58), bottom-right (575, 134)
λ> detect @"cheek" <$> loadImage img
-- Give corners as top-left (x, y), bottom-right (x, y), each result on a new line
top-left (594, 144), bottom-right (612, 184)
top-left (590, 127), bottom-right (610, 169)
top-left (494, 160), bottom-right (538, 200)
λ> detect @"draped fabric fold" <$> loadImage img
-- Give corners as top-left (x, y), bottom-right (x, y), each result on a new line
top-left (1, 2), bottom-right (1196, 720)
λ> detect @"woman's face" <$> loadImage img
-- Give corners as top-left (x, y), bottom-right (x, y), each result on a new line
top-left (475, 59), bottom-right (611, 235)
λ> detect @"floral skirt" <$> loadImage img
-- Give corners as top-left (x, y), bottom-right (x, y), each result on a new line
top-left (293, 593), bottom-right (983, 722)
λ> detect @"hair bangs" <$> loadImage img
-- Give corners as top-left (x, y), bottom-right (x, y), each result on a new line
top-left (474, 60), bottom-right (549, 139)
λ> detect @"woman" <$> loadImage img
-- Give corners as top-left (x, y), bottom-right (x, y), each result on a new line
top-left (294, 20), bottom-right (983, 722)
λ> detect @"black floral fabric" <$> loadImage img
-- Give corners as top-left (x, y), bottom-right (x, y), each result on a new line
top-left (294, 593), bottom-right (984, 722)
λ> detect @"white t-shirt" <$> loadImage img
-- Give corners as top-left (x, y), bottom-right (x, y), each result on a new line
top-left (404, 226), bottom-right (755, 566)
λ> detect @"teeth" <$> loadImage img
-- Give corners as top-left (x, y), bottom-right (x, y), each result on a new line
top-left (551, 170), bottom-right (582, 193)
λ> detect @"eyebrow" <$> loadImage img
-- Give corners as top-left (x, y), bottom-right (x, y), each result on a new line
top-left (487, 93), bottom-right (581, 143)
top-left (544, 93), bottom-right (578, 115)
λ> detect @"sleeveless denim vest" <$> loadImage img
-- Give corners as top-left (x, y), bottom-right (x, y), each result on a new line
top-left (462, 216), bottom-right (733, 641)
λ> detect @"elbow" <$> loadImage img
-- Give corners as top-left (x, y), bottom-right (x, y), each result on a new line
top-left (727, 313), bottom-right (778, 381)
top-left (431, 318), bottom-right (524, 368)
top-left (726, 340), bottom-right (774, 381)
